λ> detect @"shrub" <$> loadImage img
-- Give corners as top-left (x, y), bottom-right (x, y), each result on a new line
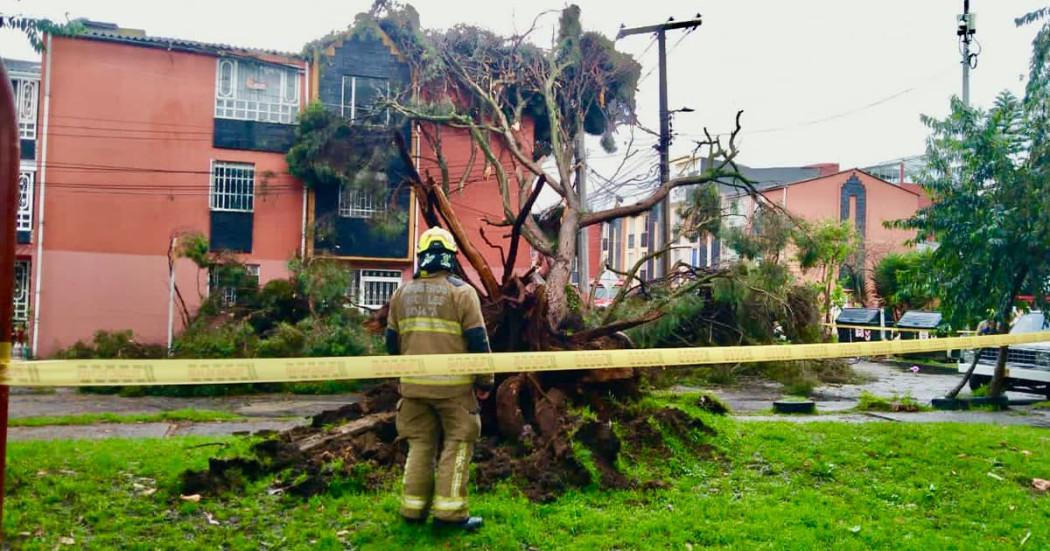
top-left (856, 391), bottom-right (926, 412)
top-left (172, 320), bottom-right (258, 359)
top-left (58, 330), bottom-right (164, 360)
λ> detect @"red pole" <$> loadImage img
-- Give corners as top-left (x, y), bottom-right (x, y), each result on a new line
top-left (0, 60), bottom-right (21, 539)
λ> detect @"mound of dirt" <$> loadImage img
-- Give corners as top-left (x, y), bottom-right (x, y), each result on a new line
top-left (181, 382), bottom-right (716, 502)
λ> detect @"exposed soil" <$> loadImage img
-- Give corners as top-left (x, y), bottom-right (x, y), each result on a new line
top-left (180, 381), bottom-right (718, 502)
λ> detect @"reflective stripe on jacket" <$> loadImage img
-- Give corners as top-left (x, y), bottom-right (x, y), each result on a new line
top-left (386, 272), bottom-right (493, 398)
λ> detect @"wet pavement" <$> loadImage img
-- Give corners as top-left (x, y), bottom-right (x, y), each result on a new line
top-left (7, 388), bottom-right (356, 442)
top-left (679, 360), bottom-right (1050, 426)
top-left (7, 419), bottom-right (305, 441)
top-left (10, 388), bottom-right (360, 419)
top-left (738, 411), bottom-right (1050, 426)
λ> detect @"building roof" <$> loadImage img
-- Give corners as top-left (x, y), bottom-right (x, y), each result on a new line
top-left (73, 19), bottom-right (303, 63)
top-left (3, 58), bottom-right (40, 77)
top-left (761, 168), bottom-right (921, 197)
top-left (698, 158), bottom-right (831, 191)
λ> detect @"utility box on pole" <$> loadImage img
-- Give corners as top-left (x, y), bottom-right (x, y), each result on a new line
top-left (957, 1), bottom-right (977, 106)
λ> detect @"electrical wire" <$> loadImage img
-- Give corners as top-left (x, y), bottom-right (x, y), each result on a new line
top-left (685, 66), bottom-right (957, 140)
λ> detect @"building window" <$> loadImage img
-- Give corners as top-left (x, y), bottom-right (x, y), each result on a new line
top-left (12, 260), bottom-right (29, 322)
top-left (210, 264), bottom-right (259, 307)
top-left (640, 215), bottom-right (649, 248)
top-left (627, 234), bottom-right (635, 248)
top-left (601, 237), bottom-right (609, 252)
top-left (351, 269), bottom-right (401, 308)
top-left (341, 75), bottom-right (390, 124)
top-left (338, 186), bottom-right (387, 219)
top-left (210, 161), bottom-right (255, 212)
top-left (608, 219), bottom-right (623, 270)
top-left (214, 58), bottom-right (300, 124)
top-left (12, 78), bottom-right (37, 140)
top-left (17, 171), bottom-right (34, 232)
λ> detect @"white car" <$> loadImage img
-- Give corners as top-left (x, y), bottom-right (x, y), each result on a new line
top-left (961, 311), bottom-right (1050, 398)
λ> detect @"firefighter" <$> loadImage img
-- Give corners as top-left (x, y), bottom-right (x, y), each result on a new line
top-left (385, 227), bottom-right (493, 531)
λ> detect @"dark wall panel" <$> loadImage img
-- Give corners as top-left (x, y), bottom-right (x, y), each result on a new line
top-left (213, 119), bottom-right (297, 153)
top-left (20, 139), bottom-right (34, 160)
top-left (311, 34), bottom-right (413, 260)
top-left (210, 211), bottom-right (253, 253)
top-left (317, 35), bottom-right (411, 109)
top-left (312, 182), bottom-right (410, 259)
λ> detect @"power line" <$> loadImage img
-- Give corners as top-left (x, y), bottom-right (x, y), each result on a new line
top-left (688, 67), bottom-right (956, 140)
top-left (49, 113), bottom-right (215, 129)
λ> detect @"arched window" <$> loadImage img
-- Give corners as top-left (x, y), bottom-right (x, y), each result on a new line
top-left (217, 59), bottom-right (235, 98)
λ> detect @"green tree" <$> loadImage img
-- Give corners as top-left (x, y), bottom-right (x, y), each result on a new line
top-left (893, 10), bottom-right (1050, 397)
top-left (291, 2), bottom-right (752, 349)
top-left (0, 16), bottom-right (83, 52)
top-left (794, 219), bottom-right (861, 325)
top-left (872, 251), bottom-right (935, 318)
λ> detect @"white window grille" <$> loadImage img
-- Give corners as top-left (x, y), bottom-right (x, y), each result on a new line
top-left (352, 269), bottom-right (401, 308)
top-left (214, 58), bottom-right (299, 124)
top-left (341, 75), bottom-right (390, 124)
top-left (338, 186), bottom-right (387, 219)
top-left (13, 260), bottom-right (29, 322)
top-left (210, 161), bottom-right (255, 212)
top-left (209, 264), bottom-right (260, 307)
top-left (12, 79), bottom-right (38, 140)
top-left (17, 170), bottom-right (34, 232)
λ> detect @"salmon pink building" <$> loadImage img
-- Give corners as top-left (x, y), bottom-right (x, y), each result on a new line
top-left (758, 168), bottom-right (924, 300)
top-left (8, 20), bottom-right (569, 358)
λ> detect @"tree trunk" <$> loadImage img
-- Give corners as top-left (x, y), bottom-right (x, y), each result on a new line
top-left (987, 270), bottom-right (1027, 398)
top-left (823, 266), bottom-right (834, 326)
top-left (544, 208), bottom-right (581, 332)
top-left (988, 345), bottom-right (1010, 398)
top-left (946, 348), bottom-right (983, 398)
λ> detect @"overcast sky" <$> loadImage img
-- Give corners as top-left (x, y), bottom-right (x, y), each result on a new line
top-left (1, 0), bottom-right (1045, 178)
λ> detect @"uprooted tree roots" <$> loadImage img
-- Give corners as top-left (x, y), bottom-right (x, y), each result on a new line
top-left (181, 381), bottom-right (719, 503)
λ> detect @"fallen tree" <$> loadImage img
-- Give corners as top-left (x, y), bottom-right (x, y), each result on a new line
top-left (284, 2), bottom-right (771, 442)
top-left (185, 3), bottom-right (800, 499)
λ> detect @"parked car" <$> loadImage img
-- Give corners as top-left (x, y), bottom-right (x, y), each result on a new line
top-left (592, 281), bottom-right (623, 308)
top-left (961, 311), bottom-right (1050, 398)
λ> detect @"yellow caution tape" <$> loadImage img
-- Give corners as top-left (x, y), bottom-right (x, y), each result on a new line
top-left (4, 331), bottom-right (1049, 388)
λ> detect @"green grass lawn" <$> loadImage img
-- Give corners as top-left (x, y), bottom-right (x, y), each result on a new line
top-left (4, 406), bottom-right (1049, 550)
top-left (10, 409), bottom-right (245, 427)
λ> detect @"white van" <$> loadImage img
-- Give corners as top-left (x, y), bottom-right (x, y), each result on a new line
top-left (961, 311), bottom-right (1050, 398)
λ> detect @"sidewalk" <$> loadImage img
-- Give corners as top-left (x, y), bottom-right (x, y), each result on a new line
top-left (8, 418), bottom-right (306, 441)
top-left (10, 387), bottom-right (360, 419)
top-left (6, 388), bottom-right (358, 442)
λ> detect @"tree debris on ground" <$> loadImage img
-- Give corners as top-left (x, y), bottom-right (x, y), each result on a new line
top-left (181, 382), bottom-right (716, 502)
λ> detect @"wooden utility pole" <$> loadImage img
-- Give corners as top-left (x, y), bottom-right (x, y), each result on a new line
top-left (0, 59), bottom-right (20, 540)
top-left (617, 16), bottom-right (702, 279)
top-left (575, 131), bottom-right (590, 295)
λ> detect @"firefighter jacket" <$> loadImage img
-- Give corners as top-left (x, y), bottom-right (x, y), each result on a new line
top-left (385, 272), bottom-right (494, 399)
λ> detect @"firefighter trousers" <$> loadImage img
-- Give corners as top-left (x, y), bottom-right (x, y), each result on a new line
top-left (396, 390), bottom-right (481, 521)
